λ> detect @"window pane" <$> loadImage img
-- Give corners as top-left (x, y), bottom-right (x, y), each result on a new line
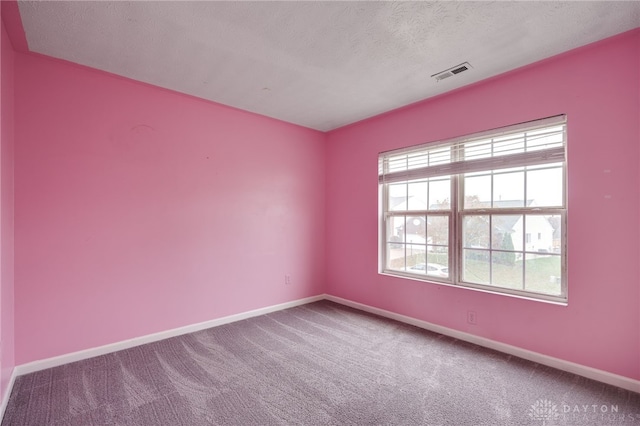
top-left (524, 215), bottom-right (555, 253)
top-left (407, 251), bottom-right (426, 272)
top-left (406, 244), bottom-right (426, 269)
top-left (389, 183), bottom-right (407, 211)
top-left (386, 242), bottom-right (404, 271)
top-left (464, 174), bottom-right (491, 208)
top-left (407, 181), bottom-right (428, 210)
top-left (405, 216), bottom-right (427, 245)
top-left (427, 252), bottom-right (449, 278)
top-left (527, 162), bottom-right (562, 171)
top-left (463, 249), bottom-right (490, 284)
top-left (491, 252), bottom-right (523, 289)
top-left (427, 215), bottom-right (449, 279)
top-left (493, 171), bottom-right (524, 207)
top-left (492, 215), bottom-right (523, 251)
top-left (387, 216), bottom-right (405, 244)
top-left (429, 178), bottom-right (451, 210)
top-left (463, 215), bottom-right (490, 248)
top-left (525, 253), bottom-right (562, 295)
top-left (427, 215), bottom-right (449, 246)
top-left (407, 257), bottom-right (449, 279)
top-left (386, 216), bottom-right (406, 270)
top-left (386, 229), bottom-right (405, 270)
top-left (527, 167), bottom-right (563, 207)
top-left (426, 261), bottom-right (449, 278)
top-left (546, 215), bottom-right (561, 253)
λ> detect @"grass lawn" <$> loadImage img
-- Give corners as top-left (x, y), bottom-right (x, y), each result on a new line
top-left (389, 249), bottom-right (562, 296)
top-left (463, 254), bottom-right (562, 295)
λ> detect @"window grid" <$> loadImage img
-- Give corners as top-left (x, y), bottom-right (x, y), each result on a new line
top-left (380, 116), bottom-right (567, 303)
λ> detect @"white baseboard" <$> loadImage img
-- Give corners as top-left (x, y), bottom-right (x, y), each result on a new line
top-left (0, 367), bottom-right (18, 421)
top-left (16, 295), bottom-right (324, 376)
top-left (325, 294), bottom-right (640, 394)
top-left (10, 293), bottom-right (640, 397)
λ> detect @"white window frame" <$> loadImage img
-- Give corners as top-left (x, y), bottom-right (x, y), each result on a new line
top-left (378, 115), bottom-right (567, 303)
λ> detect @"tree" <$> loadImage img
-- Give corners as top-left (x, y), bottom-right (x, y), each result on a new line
top-left (494, 232), bottom-right (516, 266)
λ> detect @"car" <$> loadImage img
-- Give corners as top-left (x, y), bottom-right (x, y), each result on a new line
top-left (408, 262), bottom-right (449, 277)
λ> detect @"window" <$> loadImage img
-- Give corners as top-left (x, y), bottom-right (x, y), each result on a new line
top-left (379, 115), bottom-right (567, 303)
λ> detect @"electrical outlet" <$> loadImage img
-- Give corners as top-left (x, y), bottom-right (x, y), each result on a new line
top-left (467, 311), bottom-right (477, 325)
top-left (285, 275), bottom-right (291, 286)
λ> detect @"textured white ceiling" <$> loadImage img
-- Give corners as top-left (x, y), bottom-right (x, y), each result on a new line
top-left (17, 1), bottom-right (640, 131)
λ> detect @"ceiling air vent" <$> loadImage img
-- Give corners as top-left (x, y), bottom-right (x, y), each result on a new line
top-left (431, 62), bottom-right (472, 82)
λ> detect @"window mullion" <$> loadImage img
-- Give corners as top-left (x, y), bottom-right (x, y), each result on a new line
top-left (452, 143), bottom-right (462, 285)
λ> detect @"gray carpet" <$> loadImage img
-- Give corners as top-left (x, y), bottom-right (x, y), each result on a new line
top-left (2, 300), bottom-right (639, 425)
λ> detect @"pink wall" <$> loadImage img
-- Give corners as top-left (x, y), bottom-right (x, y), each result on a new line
top-left (14, 54), bottom-right (326, 364)
top-left (0, 12), bottom-right (15, 399)
top-left (0, 15), bottom-right (16, 401)
top-left (326, 30), bottom-right (640, 380)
